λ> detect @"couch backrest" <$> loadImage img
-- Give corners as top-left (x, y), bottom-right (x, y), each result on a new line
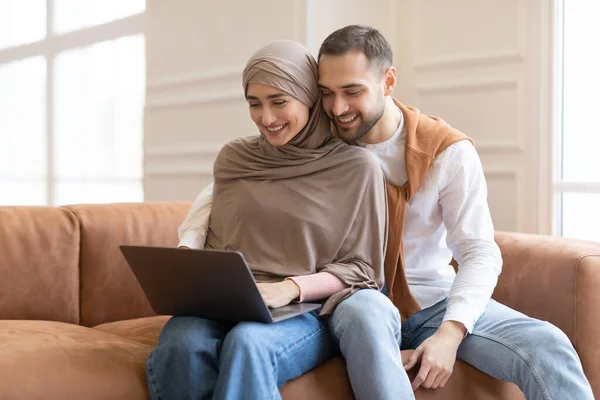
top-left (0, 206), bottom-right (80, 323)
top-left (65, 202), bottom-right (190, 327)
top-left (494, 231), bottom-right (600, 397)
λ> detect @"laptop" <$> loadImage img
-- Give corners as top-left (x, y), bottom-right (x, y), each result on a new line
top-left (119, 245), bottom-right (322, 324)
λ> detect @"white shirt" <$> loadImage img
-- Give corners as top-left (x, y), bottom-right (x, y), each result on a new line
top-left (178, 109), bottom-right (502, 333)
top-left (357, 111), bottom-right (502, 333)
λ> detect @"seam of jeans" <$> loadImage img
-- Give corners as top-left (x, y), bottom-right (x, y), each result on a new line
top-left (468, 331), bottom-right (551, 400)
top-left (329, 314), bottom-right (345, 344)
top-left (271, 384), bottom-right (282, 400)
top-left (277, 323), bottom-right (328, 359)
top-left (266, 318), bottom-right (329, 391)
top-left (146, 351), bottom-right (162, 400)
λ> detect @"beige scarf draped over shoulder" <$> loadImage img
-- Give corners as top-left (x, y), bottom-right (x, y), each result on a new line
top-left (205, 40), bottom-right (388, 315)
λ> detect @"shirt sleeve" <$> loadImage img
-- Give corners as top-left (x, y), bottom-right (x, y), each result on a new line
top-left (178, 182), bottom-right (214, 249)
top-left (437, 141), bottom-right (503, 334)
top-left (286, 272), bottom-right (348, 302)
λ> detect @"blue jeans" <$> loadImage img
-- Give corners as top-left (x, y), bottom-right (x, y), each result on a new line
top-left (329, 289), bottom-right (594, 400)
top-left (146, 310), bottom-right (334, 400)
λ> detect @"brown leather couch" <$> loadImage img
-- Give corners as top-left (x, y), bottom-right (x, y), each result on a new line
top-left (1, 202), bottom-right (598, 399)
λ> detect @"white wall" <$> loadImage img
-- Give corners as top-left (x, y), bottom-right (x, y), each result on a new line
top-left (144, 0), bottom-right (554, 234)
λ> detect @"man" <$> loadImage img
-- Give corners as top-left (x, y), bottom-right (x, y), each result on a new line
top-left (318, 25), bottom-right (593, 399)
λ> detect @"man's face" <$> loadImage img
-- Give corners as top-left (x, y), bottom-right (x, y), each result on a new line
top-left (318, 50), bottom-right (385, 143)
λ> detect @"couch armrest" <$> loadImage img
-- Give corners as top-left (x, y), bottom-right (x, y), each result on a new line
top-left (493, 231), bottom-right (600, 396)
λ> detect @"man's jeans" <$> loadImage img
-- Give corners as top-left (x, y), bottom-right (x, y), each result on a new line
top-left (328, 289), bottom-right (594, 400)
top-left (146, 310), bottom-right (333, 400)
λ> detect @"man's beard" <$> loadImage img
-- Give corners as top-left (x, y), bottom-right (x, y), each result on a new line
top-left (335, 96), bottom-right (385, 144)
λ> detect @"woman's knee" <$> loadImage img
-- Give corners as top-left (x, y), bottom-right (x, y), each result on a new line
top-left (330, 289), bottom-right (400, 334)
top-left (157, 316), bottom-right (223, 355)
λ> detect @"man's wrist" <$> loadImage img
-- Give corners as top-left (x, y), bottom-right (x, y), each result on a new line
top-left (438, 320), bottom-right (468, 343)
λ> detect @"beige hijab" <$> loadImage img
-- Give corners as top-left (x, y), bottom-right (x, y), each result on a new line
top-left (205, 40), bottom-right (387, 315)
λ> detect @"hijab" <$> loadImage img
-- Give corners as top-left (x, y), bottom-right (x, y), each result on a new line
top-left (206, 40), bottom-right (388, 314)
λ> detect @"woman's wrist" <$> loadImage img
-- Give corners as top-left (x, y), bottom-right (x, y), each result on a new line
top-left (283, 279), bottom-right (301, 302)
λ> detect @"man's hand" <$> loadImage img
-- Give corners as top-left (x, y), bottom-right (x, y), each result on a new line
top-left (403, 321), bottom-right (467, 391)
top-left (257, 280), bottom-right (300, 309)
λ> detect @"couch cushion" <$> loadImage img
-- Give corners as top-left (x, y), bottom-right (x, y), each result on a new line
top-left (65, 202), bottom-right (190, 327)
top-left (94, 315), bottom-right (171, 347)
top-left (93, 316), bottom-right (524, 399)
top-left (282, 356), bottom-right (524, 400)
top-left (0, 206), bottom-right (79, 323)
top-left (0, 320), bottom-right (151, 400)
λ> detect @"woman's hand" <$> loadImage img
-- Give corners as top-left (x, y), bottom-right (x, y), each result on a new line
top-left (257, 281), bottom-right (300, 308)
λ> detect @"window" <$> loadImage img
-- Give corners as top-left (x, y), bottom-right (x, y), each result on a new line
top-left (554, 0), bottom-right (600, 242)
top-left (0, 0), bottom-right (145, 206)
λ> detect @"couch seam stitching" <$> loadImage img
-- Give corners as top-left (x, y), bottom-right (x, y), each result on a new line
top-left (573, 254), bottom-right (600, 350)
top-left (68, 206), bottom-right (84, 327)
top-left (62, 206), bottom-right (83, 326)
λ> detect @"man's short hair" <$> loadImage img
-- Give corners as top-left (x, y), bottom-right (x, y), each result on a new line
top-left (318, 25), bottom-right (393, 75)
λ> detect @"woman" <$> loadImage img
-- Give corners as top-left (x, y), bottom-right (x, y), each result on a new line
top-left (147, 40), bottom-right (387, 400)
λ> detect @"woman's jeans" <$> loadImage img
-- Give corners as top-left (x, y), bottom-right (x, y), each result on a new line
top-left (146, 310), bottom-right (333, 400)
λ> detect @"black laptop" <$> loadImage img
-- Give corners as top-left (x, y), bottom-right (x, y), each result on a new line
top-left (119, 245), bottom-right (321, 323)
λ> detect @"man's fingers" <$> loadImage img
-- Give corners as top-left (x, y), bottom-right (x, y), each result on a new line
top-left (404, 346), bottom-right (423, 370)
top-left (430, 366), bottom-right (447, 389)
top-left (411, 363), bottom-right (430, 391)
top-left (422, 362), bottom-right (440, 389)
top-left (439, 372), bottom-right (452, 388)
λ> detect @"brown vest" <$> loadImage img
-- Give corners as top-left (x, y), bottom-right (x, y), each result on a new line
top-left (386, 100), bottom-right (473, 321)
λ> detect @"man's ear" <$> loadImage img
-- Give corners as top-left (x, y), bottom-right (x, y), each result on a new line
top-left (383, 66), bottom-right (397, 96)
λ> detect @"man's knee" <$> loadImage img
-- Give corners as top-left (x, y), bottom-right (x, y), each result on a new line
top-left (537, 322), bottom-right (574, 353)
top-left (330, 289), bottom-right (400, 338)
top-left (517, 320), bottom-right (576, 365)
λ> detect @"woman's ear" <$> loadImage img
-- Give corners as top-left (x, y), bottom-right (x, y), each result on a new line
top-left (383, 66), bottom-right (397, 96)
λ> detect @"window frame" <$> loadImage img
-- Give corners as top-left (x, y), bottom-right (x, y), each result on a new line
top-left (552, 0), bottom-right (600, 238)
top-left (0, 0), bottom-right (144, 205)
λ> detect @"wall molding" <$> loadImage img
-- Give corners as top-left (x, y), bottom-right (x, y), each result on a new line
top-left (483, 168), bottom-right (522, 231)
top-left (145, 91), bottom-right (243, 110)
top-left (476, 141), bottom-right (523, 154)
top-left (414, 50), bottom-right (524, 72)
top-left (415, 77), bottom-right (517, 95)
top-left (146, 65), bottom-right (245, 109)
top-left (144, 165), bottom-right (213, 177)
top-left (484, 168), bottom-right (518, 180)
top-left (145, 145), bottom-right (219, 177)
top-left (145, 145), bottom-right (222, 158)
top-left (412, 0), bottom-right (525, 73)
top-left (416, 77), bottom-right (524, 154)
top-left (146, 65), bottom-right (243, 92)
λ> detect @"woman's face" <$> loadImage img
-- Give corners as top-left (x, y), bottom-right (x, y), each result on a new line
top-left (246, 83), bottom-right (310, 147)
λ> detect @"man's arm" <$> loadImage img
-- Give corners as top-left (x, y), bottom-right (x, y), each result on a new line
top-left (178, 182), bottom-right (213, 249)
top-left (404, 140), bottom-right (502, 390)
top-left (438, 140), bottom-right (502, 333)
